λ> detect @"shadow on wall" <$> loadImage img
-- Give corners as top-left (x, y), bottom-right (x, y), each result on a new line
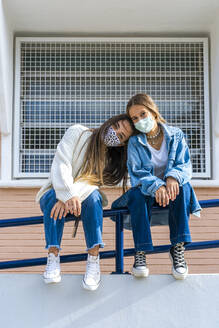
top-left (0, 274), bottom-right (219, 328)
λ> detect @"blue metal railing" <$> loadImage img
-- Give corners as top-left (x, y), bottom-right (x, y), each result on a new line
top-left (0, 199), bottom-right (219, 273)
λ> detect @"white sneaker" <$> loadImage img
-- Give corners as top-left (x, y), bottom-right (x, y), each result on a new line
top-left (43, 253), bottom-right (61, 284)
top-left (82, 254), bottom-right (101, 291)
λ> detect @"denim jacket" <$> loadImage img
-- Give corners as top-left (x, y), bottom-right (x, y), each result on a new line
top-left (127, 123), bottom-right (192, 197)
top-left (111, 123), bottom-right (201, 230)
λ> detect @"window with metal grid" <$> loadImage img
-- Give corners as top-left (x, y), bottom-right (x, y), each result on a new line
top-left (14, 38), bottom-right (210, 178)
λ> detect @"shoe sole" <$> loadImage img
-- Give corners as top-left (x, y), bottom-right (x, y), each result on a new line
top-left (43, 275), bottom-right (61, 284)
top-left (82, 279), bottom-right (100, 291)
top-left (169, 253), bottom-right (188, 280)
top-left (132, 267), bottom-right (149, 278)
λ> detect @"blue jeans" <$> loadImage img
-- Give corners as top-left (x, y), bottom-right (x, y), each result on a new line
top-left (39, 189), bottom-right (105, 251)
top-left (127, 183), bottom-right (192, 252)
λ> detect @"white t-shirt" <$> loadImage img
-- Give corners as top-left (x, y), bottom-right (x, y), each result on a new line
top-left (147, 138), bottom-right (168, 180)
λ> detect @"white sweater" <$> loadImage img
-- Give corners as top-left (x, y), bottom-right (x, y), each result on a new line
top-left (35, 124), bottom-right (108, 206)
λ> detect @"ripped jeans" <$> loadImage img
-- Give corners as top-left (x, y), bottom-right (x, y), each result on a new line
top-left (39, 188), bottom-right (105, 251)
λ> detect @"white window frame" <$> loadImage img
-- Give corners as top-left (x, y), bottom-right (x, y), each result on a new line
top-left (1, 37), bottom-right (211, 184)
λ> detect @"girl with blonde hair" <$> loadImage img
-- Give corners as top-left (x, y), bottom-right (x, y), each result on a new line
top-left (36, 114), bottom-right (133, 291)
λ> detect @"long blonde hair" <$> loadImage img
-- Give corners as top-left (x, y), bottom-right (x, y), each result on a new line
top-left (75, 114), bottom-right (133, 192)
top-left (126, 93), bottom-right (166, 124)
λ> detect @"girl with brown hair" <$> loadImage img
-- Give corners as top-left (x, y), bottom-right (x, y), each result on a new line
top-left (36, 114), bottom-right (133, 291)
top-left (122, 93), bottom-right (201, 279)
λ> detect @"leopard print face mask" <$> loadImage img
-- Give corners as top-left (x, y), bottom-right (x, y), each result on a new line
top-left (103, 126), bottom-right (121, 147)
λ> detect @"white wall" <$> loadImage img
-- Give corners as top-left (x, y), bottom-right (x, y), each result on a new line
top-left (0, 0), bottom-right (13, 180)
top-left (0, 274), bottom-right (219, 328)
top-left (4, 0), bottom-right (219, 34)
top-left (210, 13), bottom-right (219, 180)
top-left (0, 0), bottom-right (13, 135)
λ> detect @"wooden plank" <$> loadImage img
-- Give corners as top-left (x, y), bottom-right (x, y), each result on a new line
top-left (0, 187), bottom-right (219, 274)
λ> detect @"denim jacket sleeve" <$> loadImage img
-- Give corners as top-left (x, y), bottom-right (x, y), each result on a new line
top-left (164, 130), bottom-right (192, 186)
top-left (127, 137), bottom-right (166, 197)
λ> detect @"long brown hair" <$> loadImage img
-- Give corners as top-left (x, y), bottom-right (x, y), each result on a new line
top-left (76, 114), bottom-right (133, 192)
top-left (126, 93), bottom-right (166, 124)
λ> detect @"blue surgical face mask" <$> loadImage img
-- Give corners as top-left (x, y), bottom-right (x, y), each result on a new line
top-left (134, 116), bottom-right (155, 133)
